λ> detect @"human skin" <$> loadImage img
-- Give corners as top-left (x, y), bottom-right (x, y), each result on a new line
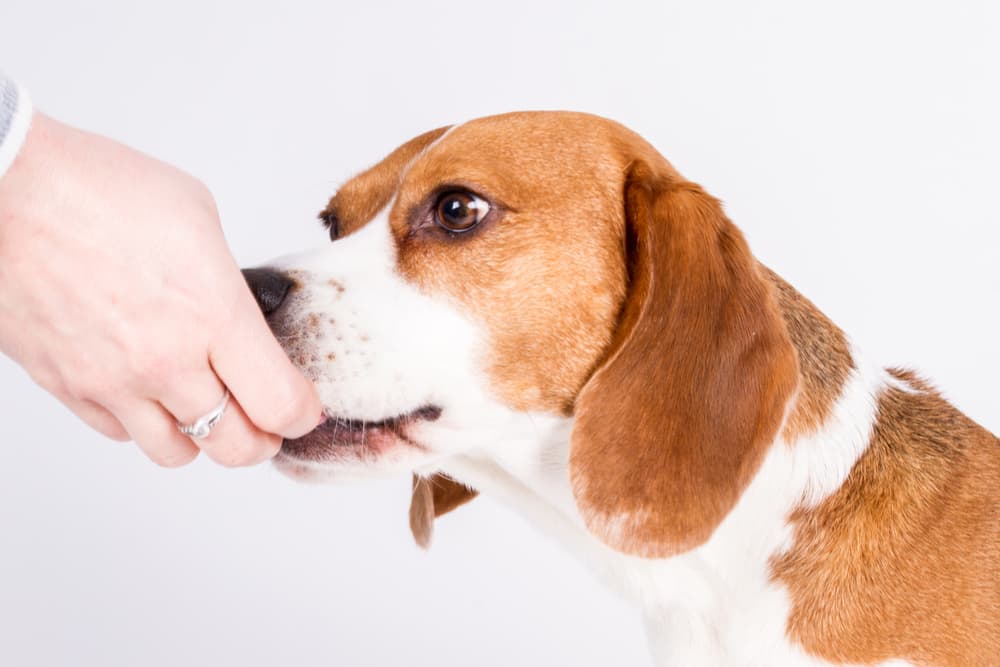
top-left (0, 112), bottom-right (322, 467)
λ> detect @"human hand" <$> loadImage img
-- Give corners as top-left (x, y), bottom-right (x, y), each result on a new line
top-left (0, 113), bottom-right (322, 467)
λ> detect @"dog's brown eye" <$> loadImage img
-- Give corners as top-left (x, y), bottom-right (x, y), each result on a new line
top-left (435, 192), bottom-right (489, 232)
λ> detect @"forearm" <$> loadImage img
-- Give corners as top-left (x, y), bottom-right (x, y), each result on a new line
top-left (0, 74), bottom-right (33, 179)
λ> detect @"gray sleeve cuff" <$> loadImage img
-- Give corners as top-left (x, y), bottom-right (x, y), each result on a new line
top-left (0, 74), bottom-right (34, 179)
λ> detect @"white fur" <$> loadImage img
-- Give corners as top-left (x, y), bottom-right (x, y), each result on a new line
top-left (268, 207), bottom-right (532, 480)
top-left (432, 357), bottom-right (911, 666)
top-left (269, 190), bottom-right (914, 666)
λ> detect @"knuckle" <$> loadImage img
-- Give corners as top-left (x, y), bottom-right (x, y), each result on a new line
top-left (209, 432), bottom-right (279, 468)
top-left (103, 427), bottom-right (131, 443)
top-left (128, 349), bottom-right (176, 387)
top-left (26, 361), bottom-right (76, 398)
top-left (77, 408), bottom-right (130, 441)
top-left (191, 180), bottom-right (220, 218)
top-left (61, 371), bottom-right (101, 402)
top-left (147, 444), bottom-right (198, 468)
top-left (33, 368), bottom-right (68, 396)
top-left (210, 448), bottom-right (253, 468)
top-left (252, 434), bottom-right (282, 464)
top-left (253, 387), bottom-right (315, 435)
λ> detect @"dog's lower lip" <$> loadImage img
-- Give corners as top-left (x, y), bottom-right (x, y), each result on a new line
top-left (317, 404), bottom-right (442, 433)
top-left (279, 405), bottom-right (441, 460)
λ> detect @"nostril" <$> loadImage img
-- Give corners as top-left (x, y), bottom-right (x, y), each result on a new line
top-left (241, 268), bottom-right (294, 316)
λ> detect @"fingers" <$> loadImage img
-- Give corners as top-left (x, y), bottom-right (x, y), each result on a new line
top-left (157, 368), bottom-right (281, 467)
top-left (49, 282), bottom-right (315, 469)
top-left (59, 395), bottom-right (130, 441)
top-left (0, 113), bottom-right (317, 471)
top-left (112, 400), bottom-right (201, 468)
top-left (209, 288), bottom-right (322, 439)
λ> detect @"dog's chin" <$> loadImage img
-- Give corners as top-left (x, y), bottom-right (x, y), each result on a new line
top-left (273, 405), bottom-right (442, 483)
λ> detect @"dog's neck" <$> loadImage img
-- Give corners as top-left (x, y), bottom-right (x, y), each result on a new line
top-left (436, 417), bottom-right (595, 557)
top-left (430, 270), bottom-right (890, 666)
top-left (760, 266), bottom-right (856, 444)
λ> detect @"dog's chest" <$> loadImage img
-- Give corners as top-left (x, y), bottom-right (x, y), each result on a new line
top-left (438, 435), bottom-right (817, 665)
top-left (592, 467), bottom-right (818, 665)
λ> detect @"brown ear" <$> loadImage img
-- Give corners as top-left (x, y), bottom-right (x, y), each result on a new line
top-left (409, 474), bottom-right (478, 549)
top-left (569, 162), bottom-right (798, 558)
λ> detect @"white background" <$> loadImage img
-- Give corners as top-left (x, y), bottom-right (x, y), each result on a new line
top-left (1, 1), bottom-right (997, 665)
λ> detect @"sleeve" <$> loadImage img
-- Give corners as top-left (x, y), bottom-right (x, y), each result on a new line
top-left (0, 74), bottom-right (34, 180)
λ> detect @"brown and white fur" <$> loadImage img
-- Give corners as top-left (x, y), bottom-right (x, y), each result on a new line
top-left (256, 112), bottom-right (999, 666)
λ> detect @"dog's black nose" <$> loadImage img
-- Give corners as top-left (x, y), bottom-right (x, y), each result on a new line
top-left (242, 268), bottom-right (294, 316)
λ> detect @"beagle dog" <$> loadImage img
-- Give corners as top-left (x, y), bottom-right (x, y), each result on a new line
top-left (244, 112), bottom-right (999, 667)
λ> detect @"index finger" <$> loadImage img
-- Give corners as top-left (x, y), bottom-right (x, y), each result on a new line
top-left (209, 285), bottom-right (322, 439)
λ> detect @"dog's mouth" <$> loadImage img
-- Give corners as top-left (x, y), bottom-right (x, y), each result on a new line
top-left (278, 405), bottom-right (442, 462)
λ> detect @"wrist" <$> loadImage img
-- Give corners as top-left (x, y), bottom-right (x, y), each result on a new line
top-left (0, 77), bottom-right (34, 180)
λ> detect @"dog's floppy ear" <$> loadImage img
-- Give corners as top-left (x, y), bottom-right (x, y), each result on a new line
top-left (409, 474), bottom-right (478, 549)
top-left (569, 161), bottom-right (798, 558)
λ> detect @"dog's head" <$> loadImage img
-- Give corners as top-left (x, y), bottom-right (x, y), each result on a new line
top-left (250, 112), bottom-right (797, 558)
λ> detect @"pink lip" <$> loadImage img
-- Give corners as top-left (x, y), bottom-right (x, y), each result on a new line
top-left (280, 405), bottom-right (441, 462)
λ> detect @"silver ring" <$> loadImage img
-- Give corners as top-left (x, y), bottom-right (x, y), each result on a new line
top-left (177, 389), bottom-right (230, 439)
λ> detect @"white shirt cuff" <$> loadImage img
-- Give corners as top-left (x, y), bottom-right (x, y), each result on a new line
top-left (0, 79), bottom-right (34, 180)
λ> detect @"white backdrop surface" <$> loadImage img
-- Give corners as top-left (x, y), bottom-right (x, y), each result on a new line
top-left (1, 1), bottom-right (997, 666)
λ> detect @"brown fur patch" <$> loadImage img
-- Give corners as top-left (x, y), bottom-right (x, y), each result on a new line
top-left (321, 126), bottom-right (449, 238)
top-left (772, 375), bottom-right (1000, 665)
top-left (762, 267), bottom-right (855, 441)
top-left (391, 113), bottom-right (640, 414)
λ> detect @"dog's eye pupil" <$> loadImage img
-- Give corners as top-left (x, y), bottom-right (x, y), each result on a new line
top-left (441, 196), bottom-right (472, 227)
top-left (435, 192), bottom-right (487, 232)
